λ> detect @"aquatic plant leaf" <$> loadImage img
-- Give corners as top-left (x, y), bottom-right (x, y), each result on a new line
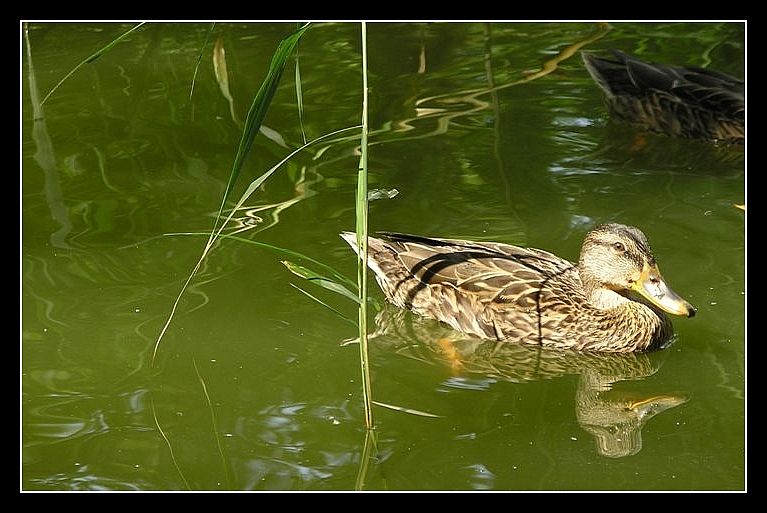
top-left (189, 22), bottom-right (216, 101)
top-left (289, 283), bottom-right (358, 327)
top-left (213, 34), bottom-right (240, 126)
top-left (282, 260), bottom-right (361, 304)
top-left (41, 22), bottom-right (146, 105)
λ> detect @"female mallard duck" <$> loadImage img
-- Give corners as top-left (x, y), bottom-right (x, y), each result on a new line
top-left (341, 223), bottom-right (696, 353)
top-left (582, 50), bottom-right (744, 144)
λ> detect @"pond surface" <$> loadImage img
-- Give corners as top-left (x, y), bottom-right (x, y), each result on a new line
top-left (21, 21), bottom-right (745, 491)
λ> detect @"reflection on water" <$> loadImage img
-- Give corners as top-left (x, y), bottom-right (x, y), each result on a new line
top-left (370, 306), bottom-right (687, 458)
top-left (24, 23), bottom-right (73, 249)
top-left (575, 366), bottom-right (686, 458)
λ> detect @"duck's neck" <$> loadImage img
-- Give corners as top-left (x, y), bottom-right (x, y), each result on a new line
top-left (587, 287), bottom-right (632, 310)
top-left (582, 282), bottom-right (672, 351)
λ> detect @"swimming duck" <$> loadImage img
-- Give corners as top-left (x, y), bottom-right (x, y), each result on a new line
top-left (582, 49), bottom-right (744, 143)
top-left (341, 223), bottom-right (696, 353)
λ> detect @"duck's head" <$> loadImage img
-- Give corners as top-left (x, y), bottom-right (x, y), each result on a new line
top-left (578, 223), bottom-right (696, 317)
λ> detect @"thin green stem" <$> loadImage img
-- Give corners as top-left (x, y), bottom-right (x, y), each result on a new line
top-left (193, 357), bottom-right (232, 488)
top-left (40, 22), bottom-right (146, 106)
top-left (295, 22), bottom-right (307, 144)
top-left (356, 22), bottom-right (374, 430)
top-left (355, 429), bottom-right (378, 490)
top-left (151, 396), bottom-right (192, 490)
top-left (150, 124), bottom-right (357, 367)
top-left (189, 22), bottom-right (216, 101)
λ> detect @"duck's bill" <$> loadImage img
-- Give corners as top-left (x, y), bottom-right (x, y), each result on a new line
top-left (626, 394), bottom-right (689, 416)
top-left (631, 264), bottom-right (697, 317)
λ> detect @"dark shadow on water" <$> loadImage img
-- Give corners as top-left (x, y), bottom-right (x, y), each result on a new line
top-left (589, 124), bottom-right (744, 177)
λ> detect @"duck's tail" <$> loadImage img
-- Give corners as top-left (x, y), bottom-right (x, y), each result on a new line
top-left (339, 232), bottom-right (388, 285)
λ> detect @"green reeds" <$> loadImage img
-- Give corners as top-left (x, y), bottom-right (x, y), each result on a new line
top-left (193, 357), bottom-right (232, 488)
top-left (40, 22), bottom-right (146, 106)
top-left (214, 23), bottom-right (311, 227)
top-left (355, 22), bottom-right (374, 430)
top-left (355, 429), bottom-right (378, 490)
top-left (152, 123), bottom-right (358, 365)
top-left (151, 397), bottom-right (191, 490)
top-left (295, 22), bottom-right (308, 144)
top-left (152, 23), bottom-right (314, 365)
top-left (189, 23), bottom-right (216, 101)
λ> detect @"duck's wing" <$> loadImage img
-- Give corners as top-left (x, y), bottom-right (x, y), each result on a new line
top-left (667, 65), bottom-right (744, 120)
top-left (342, 231), bottom-right (582, 339)
top-left (373, 232), bottom-right (578, 307)
top-left (583, 50), bottom-right (744, 142)
top-left (583, 50), bottom-right (672, 98)
top-left (583, 49), bottom-right (744, 119)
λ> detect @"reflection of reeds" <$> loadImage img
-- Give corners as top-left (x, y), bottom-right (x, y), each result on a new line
top-left (377, 23), bottom-right (613, 145)
top-left (189, 23), bottom-right (216, 102)
top-left (355, 428), bottom-right (377, 491)
top-left (24, 23), bottom-right (74, 249)
top-left (193, 357), bottom-right (232, 487)
top-left (294, 22), bottom-right (308, 145)
top-left (151, 396), bottom-right (191, 490)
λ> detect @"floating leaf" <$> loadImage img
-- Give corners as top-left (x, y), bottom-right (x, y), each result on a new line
top-left (213, 34), bottom-right (240, 126)
top-left (368, 188), bottom-right (399, 201)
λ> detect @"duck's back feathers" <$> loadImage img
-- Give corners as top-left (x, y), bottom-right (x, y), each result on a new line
top-left (582, 50), bottom-right (744, 143)
top-left (342, 231), bottom-right (585, 344)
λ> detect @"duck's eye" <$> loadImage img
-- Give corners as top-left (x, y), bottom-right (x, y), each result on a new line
top-left (613, 242), bottom-right (625, 252)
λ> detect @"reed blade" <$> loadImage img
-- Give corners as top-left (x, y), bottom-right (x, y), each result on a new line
top-left (356, 22), bottom-right (374, 430)
top-left (41, 22), bottom-right (146, 106)
top-left (189, 22), bottom-right (216, 101)
top-left (152, 24), bottom-right (315, 366)
top-left (289, 283), bottom-right (358, 327)
top-left (282, 260), bottom-right (361, 304)
top-left (213, 22), bottom-right (311, 236)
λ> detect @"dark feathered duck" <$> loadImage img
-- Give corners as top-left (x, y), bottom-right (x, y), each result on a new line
top-left (582, 50), bottom-right (744, 143)
top-left (341, 223), bottom-right (696, 353)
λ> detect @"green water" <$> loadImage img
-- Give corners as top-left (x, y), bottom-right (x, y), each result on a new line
top-left (21, 22), bottom-right (745, 491)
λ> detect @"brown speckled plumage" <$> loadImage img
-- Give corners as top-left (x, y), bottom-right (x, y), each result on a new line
top-left (582, 50), bottom-right (744, 144)
top-left (341, 223), bottom-right (695, 353)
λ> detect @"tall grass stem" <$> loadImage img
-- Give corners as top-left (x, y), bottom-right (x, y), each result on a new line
top-left (40, 22), bottom-right (146, 106)
top-left (189, 22), bottom-right (216, 101)
top-left (355, 22), bottom-right (374, 430)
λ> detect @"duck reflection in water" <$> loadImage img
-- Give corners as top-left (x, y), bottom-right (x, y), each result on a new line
top-left (368, 307), bottom-right (687, 458)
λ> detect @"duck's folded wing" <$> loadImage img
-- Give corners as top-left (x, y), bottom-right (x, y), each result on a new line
top-left (376, 233), bottom-right (577, 304)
